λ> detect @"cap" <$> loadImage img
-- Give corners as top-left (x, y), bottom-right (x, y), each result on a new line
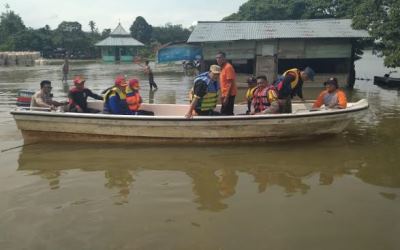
top-left (324, 77), bottom-right (339, 88)
top-left (247, 76), bottom-right (257, 85)
top-left (209, 65), bottom-right (221, 74)
top-left (129, 78), bottom-right (140, 89)
top-left (303, 67), bottom-right (315, 81)
top-left (73, 76), bottom-right (85, 85)
top-left (115, 75), bottom-right (127, 86)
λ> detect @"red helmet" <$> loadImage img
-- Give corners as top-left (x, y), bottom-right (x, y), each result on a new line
top-left (115, 75), bottom-right (127, 86)
top-left (129, 78), bottom-right (140, 88)
top-left (73, 76), bottom-right (85, 85)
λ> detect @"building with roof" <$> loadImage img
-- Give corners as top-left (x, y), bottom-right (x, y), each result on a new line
top-left (95, 23), bottom-right (144, 62)
top-left (188, 19), bottom-right (370, 87)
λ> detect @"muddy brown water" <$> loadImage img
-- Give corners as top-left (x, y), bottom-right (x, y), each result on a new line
top-left (0, 52), bottom-right (399, 250)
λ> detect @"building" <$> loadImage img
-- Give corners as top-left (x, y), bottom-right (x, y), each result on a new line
top-left (95, 23), bottom-right (144, 62)
top-left (188, 19), bottom-right (370, 87)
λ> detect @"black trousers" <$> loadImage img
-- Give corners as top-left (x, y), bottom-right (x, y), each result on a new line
top-left (195, 110), bottom-right (220, 116)
top-left (220, 96), bottom-right (236, 115)
top-left (149, 74), bottom-right (158, 89)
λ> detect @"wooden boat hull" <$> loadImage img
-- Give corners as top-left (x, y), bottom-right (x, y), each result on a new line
top-left (11, 100), bottom-right (369, 143)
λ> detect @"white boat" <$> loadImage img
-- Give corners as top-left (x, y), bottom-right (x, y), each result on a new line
top-left (11, 99), bottom-right (369, 143)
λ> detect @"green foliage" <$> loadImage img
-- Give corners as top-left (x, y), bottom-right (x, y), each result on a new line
top-left (223, 0), bottom-right (363, 21)
top-left (353, 0), bottom-right (400, 67)
top-left (129, 16), bottom-right (153, 44)
top-left (152, 23), bottom-right (191, 44)
top-left (0, 9), bottom-right (26, 45)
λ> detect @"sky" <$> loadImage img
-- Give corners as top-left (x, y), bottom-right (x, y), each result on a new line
top-left (1, 0), bottom-right (248, 31)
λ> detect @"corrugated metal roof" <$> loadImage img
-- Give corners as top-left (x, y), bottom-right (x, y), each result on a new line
top-left (110, 23), bottom-right (130, 36)
top-left (95, 37), bottom-right (144, 47)
top-left (95, 23), bottom-right (144, 47)
top-left (188, 19), bottom-right (370, 42)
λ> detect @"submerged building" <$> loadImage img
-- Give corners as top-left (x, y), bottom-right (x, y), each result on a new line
top-left (188, 19), bottom-right (370, 87)
top-left (95, 23), bottom-right (144, 62)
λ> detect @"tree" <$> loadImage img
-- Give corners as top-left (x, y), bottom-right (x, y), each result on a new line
top-left (0, 8), bottom-right (26, 46)
top-left (129, 16), bottom-right (153, 44)
top-left (223, 0), bottom-right (363, 21)
top-left (152, 23), bottom-right (191, 44)
top-left (89, 20), bottom-right (98, 34)
top-left (353, 0), bottom-right (400, 67)
top-left (54, 21), bottom-right (90, 57)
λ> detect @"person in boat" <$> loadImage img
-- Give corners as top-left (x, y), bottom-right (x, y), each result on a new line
top-left (126, 78), bottom-right (154, 116)
top-left (244, 76), bottom-right (257, 115)
top-left (275, 66), bottom-right (315, 113)
top-left (216, 51), bottom-right (238, 115)
top-left (312, 77), bottom-right (347, 110)
top-left (185, 65), bottom-right (221, 119)
top-left (250, 75), bottom-right (279, 115)
top-left (67, 76), bottom-right (103, 113)
top-left (103, 75), bottom-right (130, 115)
top-left (30, 80), bottom-right (66, 110)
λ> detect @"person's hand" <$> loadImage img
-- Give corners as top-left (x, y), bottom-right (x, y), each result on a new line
top-left (185, 112), bottom-right (193, 119)
top-left (250, 111), bottom-right (256, 115)
top-left (223, 96), bottom-right (229, 105)
top-left (77, 106), bottom-right (83, 113)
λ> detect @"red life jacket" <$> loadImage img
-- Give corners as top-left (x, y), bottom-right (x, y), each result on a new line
top-left (253, 85), bottom-right (277, 112)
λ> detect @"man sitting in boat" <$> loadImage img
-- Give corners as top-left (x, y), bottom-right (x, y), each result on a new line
top-left (67, 76), bottom-right (103, 113)
top-left (244, 76), bottom-right (257, 115)
top-left (312, 77), bottom-right (347, 110)
top-left (250, 75), bottom-right (279, 115)
top-left (126, 78), bottom-right (154, 116)
top-left (275, 66), bottom-right (315, 113)
top-left (30, 80), bottom-right (66, 110)
top-left (185, 65), bottom-right (221, 118)
top-left (103, 76), bottom-right (130, 115)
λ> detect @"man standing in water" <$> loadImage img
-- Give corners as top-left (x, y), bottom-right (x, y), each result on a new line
top-left (216, 51), bottom-right (237, 115)
top-left (143, 60), bottom-right (158, 90)
top-left (62, 57), bottom-right (69, 84)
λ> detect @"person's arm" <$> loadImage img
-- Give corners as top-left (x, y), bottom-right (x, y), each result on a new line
top-left (337, 90), bottom-right (347, 109)
top-left (312, 91), bottom-right (326, 109)
top-left (185, 97), bottom-right (199, 119)
top-left (185, 80), bottom-right (207, 118)
top-left (262, 89), bottom-right (279, 114)
top-left (87, 89), bottom-right (103, 100)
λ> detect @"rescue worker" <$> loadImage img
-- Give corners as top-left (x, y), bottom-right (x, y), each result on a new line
top-left (67, 76), bottom-right (103, 113)
top-left (126, 78), bottom-right (154, 116)
top-left (312, 77), bottom-right (347, 110)
top-left (275, 66), bottom-right (315, 113)
top-left (216, 51), bottom-right (237, 115)
top-left (250, 75), bottom-right (279, 115)
top-left (185, 65), bottom-right (221, 119)
top-left (244, 76), bottom-right (257, 114)
top-left (103, 75), bottom-right (130, 115)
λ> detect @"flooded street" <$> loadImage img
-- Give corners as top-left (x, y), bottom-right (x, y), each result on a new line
top-left (0, 52), bottom-right (399, 250)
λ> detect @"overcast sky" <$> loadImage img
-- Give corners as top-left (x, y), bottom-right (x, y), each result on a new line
top-left (2, 0), bottom-right (248, 31)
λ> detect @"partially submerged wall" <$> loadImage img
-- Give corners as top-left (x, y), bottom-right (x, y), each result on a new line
top-left (0, 52), bottom-right (41, 66)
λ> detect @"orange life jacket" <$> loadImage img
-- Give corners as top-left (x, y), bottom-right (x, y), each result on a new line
top-left (126, 91), bottom-right (141, 111)
top-left (253, 85), bottom-right (277, 112)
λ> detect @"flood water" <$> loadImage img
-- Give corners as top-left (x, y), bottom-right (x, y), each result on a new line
top-left (0, 52), bottom-right (399, 250)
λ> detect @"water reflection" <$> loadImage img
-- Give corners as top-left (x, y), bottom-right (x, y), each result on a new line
top-left (17, 133), bottom-right (400, 210)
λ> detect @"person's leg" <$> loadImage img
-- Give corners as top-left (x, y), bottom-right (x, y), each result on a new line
top-left (221, 96), bottom-right (235, 115)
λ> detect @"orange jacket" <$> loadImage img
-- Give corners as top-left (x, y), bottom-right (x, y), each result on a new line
top-left (313, 89), bottom-right (347, 109)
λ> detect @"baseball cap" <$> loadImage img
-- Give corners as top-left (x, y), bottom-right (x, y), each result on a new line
top-left (209, 65), bottom-right (221, 74)
top-left (324, 77), bottom-right (339, 88)
top-left (115, 75), bottom-right (127, 86)
top-left (73, 76), bottom-right (85, 85)
top-left (303, 67), bottom-right (315, 81)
